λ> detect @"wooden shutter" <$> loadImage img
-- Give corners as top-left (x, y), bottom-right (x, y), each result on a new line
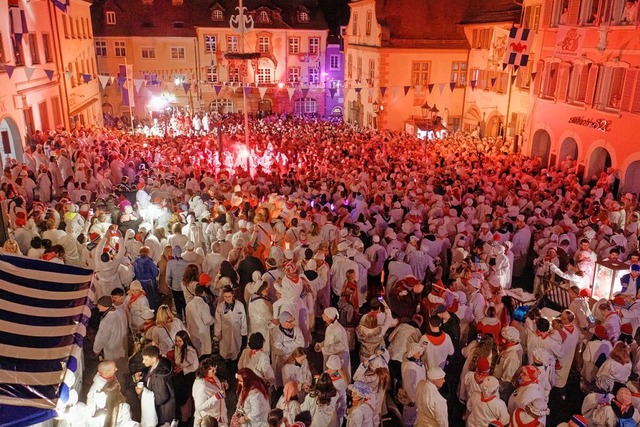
top-left (584, 64), bottom-right (600, 107)
top-left (620, 68), bottom-right (639, 112)
top-left (567, 0), bottom-right (581, 25)
top-left (631, 70), bottom-right (640, 113)
top-left (557, 62), bottom-right (572, 102)
top-left (533, 60), bottom-right (545, 96)
top-left (523, 6), bottom-right (532, 28)
top-left (576, 63), bottom-right (590, 102)
top-left (542, 0), bottom-right (554, 28)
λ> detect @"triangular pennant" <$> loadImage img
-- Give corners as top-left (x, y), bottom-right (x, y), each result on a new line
top-left (24, 67), bottom-right (36, 81)
top-left (379, 86), bottom-right (387, 97)
top-left (65, 71), bottom-right (73, 79)
top-left (183, 83), bottom-right (191, 93)
top-left (490, 77), bottom-right (497, 87)
top-left (301, 88), bottom-right (309, 97)
top-left (258, 86), bottom-right (268, 99)
top-left (531, 72), bottom-right (537, 81)
top-left (109, 76), bottom-right (115, 84)
top-left (15, 33), bottom-right (23, 47)
top-left (214, 85), bottom-right (222, 96)
top-left (51, 0), bottom-right (69, 13)
top-left (403, 86), bottom-right (411, 96)
top-left (287, 87), bottom-right (295, 100)
top-left (329, 88), bottom-right (337, 99)
top-left (438, 83), bottom-right (445, 94)
top-left (355, 87), bottom-right (362, 93)
top-left (503, 63), bottom-right (508, 71)
top-left (81, 73), bottom-right (91, 84)
top-left (514, 65), bottom-right (520, 73)
top-left (470, 80), bottom-right (477, 89)
top-left (428, 83), bottom-right (435, 93)
top-left (511, 74), bottom-right (518, 86)
top-left (134, 79), bottom-right (145, 92)
top-left (117, 76), bottom-right (126, 87)
top-left (391, 86), bottom-right (399, 98)
top-left (4, 64), bottom-right (15, 78)
top-left (98, 74), bottom-right (110, 89)
top-left (414, 84), bottom-right (423, 96)
top-left (449, 82), bottom-right (456, 92)
top-left (244, 86), bottom-right (251, 97)
top-left (44, 69), bottom-right (54, 81)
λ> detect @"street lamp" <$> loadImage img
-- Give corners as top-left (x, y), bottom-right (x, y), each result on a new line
top-left (421, 100), bottom-right (431, 118)
top-left (430, 104), bottom-right (439, 120)
top-left (372, 100), bottom-right (379, 113)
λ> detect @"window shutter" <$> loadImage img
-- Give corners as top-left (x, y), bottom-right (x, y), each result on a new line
top-left (557, 62), bottom-right (572, 102)
top-left (533, 60), bottom-right (545, 96)
top-left (567, 0), bottom-right (581, 25)
top-left (576, 64), bottom-right (590, 102)
top-left (584, 64), bottom-right (600, 107)
top-left (631, 71), bottom-right (640, 113)
top-left (523, 6), bottom-right (532, 28)
top-left (542, 0), bottom-right (554, 28)
top-left (620, 68), bottom-right (638, 112)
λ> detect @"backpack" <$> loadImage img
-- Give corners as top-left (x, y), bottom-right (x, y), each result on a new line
top-left (617, 417), bottom-right (637, 427)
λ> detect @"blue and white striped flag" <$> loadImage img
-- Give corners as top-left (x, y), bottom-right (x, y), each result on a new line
top-left (0, 255), bottom-right (94, 427)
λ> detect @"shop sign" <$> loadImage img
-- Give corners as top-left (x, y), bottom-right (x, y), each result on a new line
top-left (568, 116), bottom-right (611, 132)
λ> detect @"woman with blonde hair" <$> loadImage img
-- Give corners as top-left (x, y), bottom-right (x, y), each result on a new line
top-left (597, 341), bottom-right (632, 384)
top-left (157, 245), bottom-right (174, 308)
top-left (1, 239), bottom-right (21, 256)
top-left (282, 347), bottom-right (313, 397)
top-left (152, 304), bottom-right (185, 355)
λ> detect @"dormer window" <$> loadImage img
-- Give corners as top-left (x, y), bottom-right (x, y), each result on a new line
top-left (259, 11), bottom-right (269, 23)
top-left (298, 11), bottom-right (309, 23)
top-left (106, 11), bottom-right (116, 25)
top-left (211, 9), bottom-right (223, 21)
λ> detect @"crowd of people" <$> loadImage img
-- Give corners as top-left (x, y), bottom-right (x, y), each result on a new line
top-left (1, 113), bottom-right (640, 427)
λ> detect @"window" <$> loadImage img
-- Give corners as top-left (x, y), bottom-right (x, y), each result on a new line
top-left (174, 74), bottom-right (186, 84)
top-left (106, 11), bottom-right (116, 25)
top-left (366, 11), bottom-right (372, 35)
top-left (330, 54), bottom-right (340, 70)
top-left (257, 65), bottom-right (272, 84)
top-left (38, 102), bottom-right (49, 133)
top-left (206, 65), bottom-right (218, 83)
top-left (210, 99), bottom-right (234, 113)
top-left (13, 36), bottom-right (25, 65)
top-left (368, 59), bottom-right (375, 82)
top-left (229, 67), bottom-right (240, 83)
top-left (579, 0), bottom-right (600, 24)
top-left (471, 28), bottom-right (493, 49)
top-left (309, 67), bottom-right (319, 85)
top-left (597, 64), bottom-right (627, 110)
top-left (114, 41), bottom-right (126, 57)
top-left (352, 13), bottom-right (358, 36)
top-left (523, 5), bottom-right (542, 29)
top-left (28, 34), bottom-right (40, 65)
top-left (357, 57), bottom-right (362, 80)
top-left (171, 47), bottom-right (186, 60)
top-left (294, 97), bottom-right (317, 114)
top-left (69, 17), bottom-right (76, 38)
top-left (51, 97), bottom-right (62, 125)
top-left (0, 33), bottom-right (5, 69)
top-left (63, 15), bottom-right (70, 38)
top-left (309, 37), bottom-right (320, 55)
top-left (211, 9), bottom-right (224, 21)
top-left (80, 18), bottom-right (86, 38)
top-left (449, 117), bottom-right (462, 132)
top-left (567, 61), bottom-right (592, 104)
top-left (298, 11), bottom-right (309, 23)
top-left (550, 0), bottom-right (569, 26)
top-left (451, 62), bottom-right (467, 87)
top-left (95, 39), bottom-right (107, 57)
top-left (411, 61), bottom-right (430, 85)
top-left (204, 35), bottom-right (217, 53)
top-left (516, 57), bottom-right (533, 89)
top-left (42, 33), bottom-right (52, 62)
top-left (227, 36), bottom-right (238, 53)
top-left (288, 67), bottom-right (300, 83)
top-left (289, 38), bottom-right (300, 54)
top-left (258, 36), bottom-right (270, 53)
top-left (542, 61), bottom-right (561, 98)
top-left (259, 11), bottom-right (269, 23)
top-left (496, 72), bottom-right (508, 94)
top-left (143, 73), bottom-right (159, 86)
top-left (141, 47), bottom-right (155, 59)
top-left (347, 54), bottom-right (353, 79)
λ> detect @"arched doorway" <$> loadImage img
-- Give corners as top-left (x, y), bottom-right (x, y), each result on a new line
top-left (102, 103), bottom-right (114, 115)
top-left (331, 106), bottom-right (343, 116)
top-left (257, 99), bottom-right (272, 115)
top-left (485, 113), bottom-right (504, 138)
top-left (531, 129), bottom-right (551, 166)
top-left (558, 137), bottom-right (578, 163)
top-left (0, 117), bottom-right (23, 167)
top-left (622, 160), bottom-right (640, 194)
top-left (586, 147), bottom-right (612, 180)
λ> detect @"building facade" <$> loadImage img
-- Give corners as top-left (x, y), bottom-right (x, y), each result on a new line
top-left (525, 0), bottom-right (640, 191)
top-left (91, 0), bottom-right (331, 121)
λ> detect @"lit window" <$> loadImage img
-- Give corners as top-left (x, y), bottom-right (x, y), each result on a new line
top-left (171, 47), bottom-right (186, 60)
top-left (294, 97), bottom-right (317, 114)
top-left (141, 47), bottom-right (155, 59)
top-left (206, 66), bottom-right (218, 83)
top-left (227, 36), bottom-right (238, 53)
top-left (95, 40), bottom-right (107, 57)
top-left (289, 38), bottom-right (300, 54)
top-left (451, 62), bottom-right (467, 87)
top-left (258, 36), bottom-right (270, 53)
top-left (411, 61), bottom-right (430, 85)
top-left (308, 67), bottom-right (319, 85)
top-left (114, 41), bottom-right (126, 57)
top-left (257, 65), bottom-right (272, 84)
top-left (204, 35), bottom-right (217, 53)
top-left (298, 11), bottom-right (309, 23)
top-left (288, 67), bottom-right (300, 83)
top-left (309, 37), bottom-right (320, 55)
top-left (211, 9), bottom-right (224, 21)
top-left (106, 11), bottom-right (116, 25)
top-left (259, 11), bottom-right (269, 23)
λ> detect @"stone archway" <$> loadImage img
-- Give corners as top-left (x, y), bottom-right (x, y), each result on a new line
top-left (531, 129), bottom-right (552, 166)
top-left (558, 137), bottom-right (578, 164)
top-left (586, 146), bottom-right (612, 180)
top-left (0, 116), bottom-right (23, 167)
top-left (623, 160), bottom-right (640, 195)
top-left (485, 112), bottom-right (504, 138)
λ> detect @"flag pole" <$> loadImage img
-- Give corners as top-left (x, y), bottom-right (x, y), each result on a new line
top-left (125, 55), bottom-right (134, 134)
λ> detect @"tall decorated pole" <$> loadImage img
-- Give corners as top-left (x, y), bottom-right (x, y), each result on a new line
top-left (228, 0), bottom-right (257, 173)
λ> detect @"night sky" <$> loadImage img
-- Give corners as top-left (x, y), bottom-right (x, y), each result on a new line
top-left (319, 0), bottom-right (351, 33)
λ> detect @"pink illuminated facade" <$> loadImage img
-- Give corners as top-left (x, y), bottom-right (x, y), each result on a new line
top-left (525, 0), bottom-right (640, 192)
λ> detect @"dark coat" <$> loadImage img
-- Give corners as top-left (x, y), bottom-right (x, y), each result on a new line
top-left (143, 356), bottom-right (175, 425)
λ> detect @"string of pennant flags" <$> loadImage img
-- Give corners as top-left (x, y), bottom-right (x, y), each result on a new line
top-left (2, 62), bottom-right (539, 101)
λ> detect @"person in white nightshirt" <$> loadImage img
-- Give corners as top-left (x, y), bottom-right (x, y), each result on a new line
top-left (346, 381), bottom-right (374, 427)
top-left (215, 285), bottom-right (248, 368)
top-left (415, 367), bottom-right (448, 427)
top-left (419, 315), bottom-right (454, 370)
top-left (234, 368), bottom-right (270, 427)
top-left (467, 376), bottom-right (510, 427)
top-left (238, 333), bottom-right (276, 387)
top-left (192, 358), bottom-right (228, 426)
top-left (401, 343), bottom-right (427, 427)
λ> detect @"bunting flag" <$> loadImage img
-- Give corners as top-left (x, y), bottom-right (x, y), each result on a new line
top-left (531, 72), bottom-right (537, 81)
top-left (391, 86), bottom-right (399, 98)
top-left (182, 82), bottom-right (191, 94)
top-left (286, 87), bottom-right (295, 100)
top-left (354, 87), bottom-right (362, 94)
top-left (119, 64), bottom-right (134, 107)
top-left (428, 83), bottom-right (435, 94)
top-left (51, 0), bottom-right (69, 13)
top-left (0, 255), bottom-right (94, 427)
top-left (134, 79), bottom-right (145, 93)
top-left (258, 86), bottom-right (267, 99)
top-left (301, 88), bottom-right (309, 98)
top-left (98, 75), bottom-right (110, 89)
top-left (379, 86), bottom-right (386, 97)
top-left (44, 69), bottom-right (54, 81)
top-left (490, 77), bottom-right (497, 87)
top-left (9, 0), bottom-right (28, 46)
top-left (414, 84), bottom-right (423, 96)
top-left (81, 73), bottom-right (91, 84)
top-left (449, 82), bottom-right (456, 92)
top-left (24, 67), bottom-right (35, 81)
top-left (403, 86), bottom-right (411, 96)
top-left (329, 88), bottom-right (337, 99)
top-left (438, 83), bottom-right (445, 94)
top-left (502, 27), bottom-right (532, 70)
top-left (471, 80), bottom-right (477, 89)
top-left (511, 74), bottom-right (518, 86)
top-left (4, 65), bottom-right (15, 79)
top-left (243, 86), bottom-right (251, 97)
top-left (214, 85), bottom-right (223, 96)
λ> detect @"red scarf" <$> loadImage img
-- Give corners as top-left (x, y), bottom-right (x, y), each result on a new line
top-left (423, 333), bottom-right (446, 346)
top-left (128, 291), bottom-right (147, 308)
top-left (474, 372), bottom-right (489, 384)
top-left (143, 319), bottom-right (155, 333)
top-left (480, 394), bottom-right (496, 403)
top-left (514, 408), bottom-right (542, 427)
top-left (204, 376), bottom-right (220, 387)
top-left (534, 330), bottom-right (549, 339)
top-left (250, 349), bottom-right (260, 357)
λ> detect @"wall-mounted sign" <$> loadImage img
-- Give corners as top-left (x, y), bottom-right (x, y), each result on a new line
top-left (568, 116), bottom-right (611, 132)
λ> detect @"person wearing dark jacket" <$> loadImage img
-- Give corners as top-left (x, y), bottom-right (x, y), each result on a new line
top-left (135, 345), bottom-right (175, 426)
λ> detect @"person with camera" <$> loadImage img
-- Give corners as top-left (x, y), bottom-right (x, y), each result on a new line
top-left (233, 368), bottom-right (270, 427)
top-left (192, 358), bottom-right (228, 427)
